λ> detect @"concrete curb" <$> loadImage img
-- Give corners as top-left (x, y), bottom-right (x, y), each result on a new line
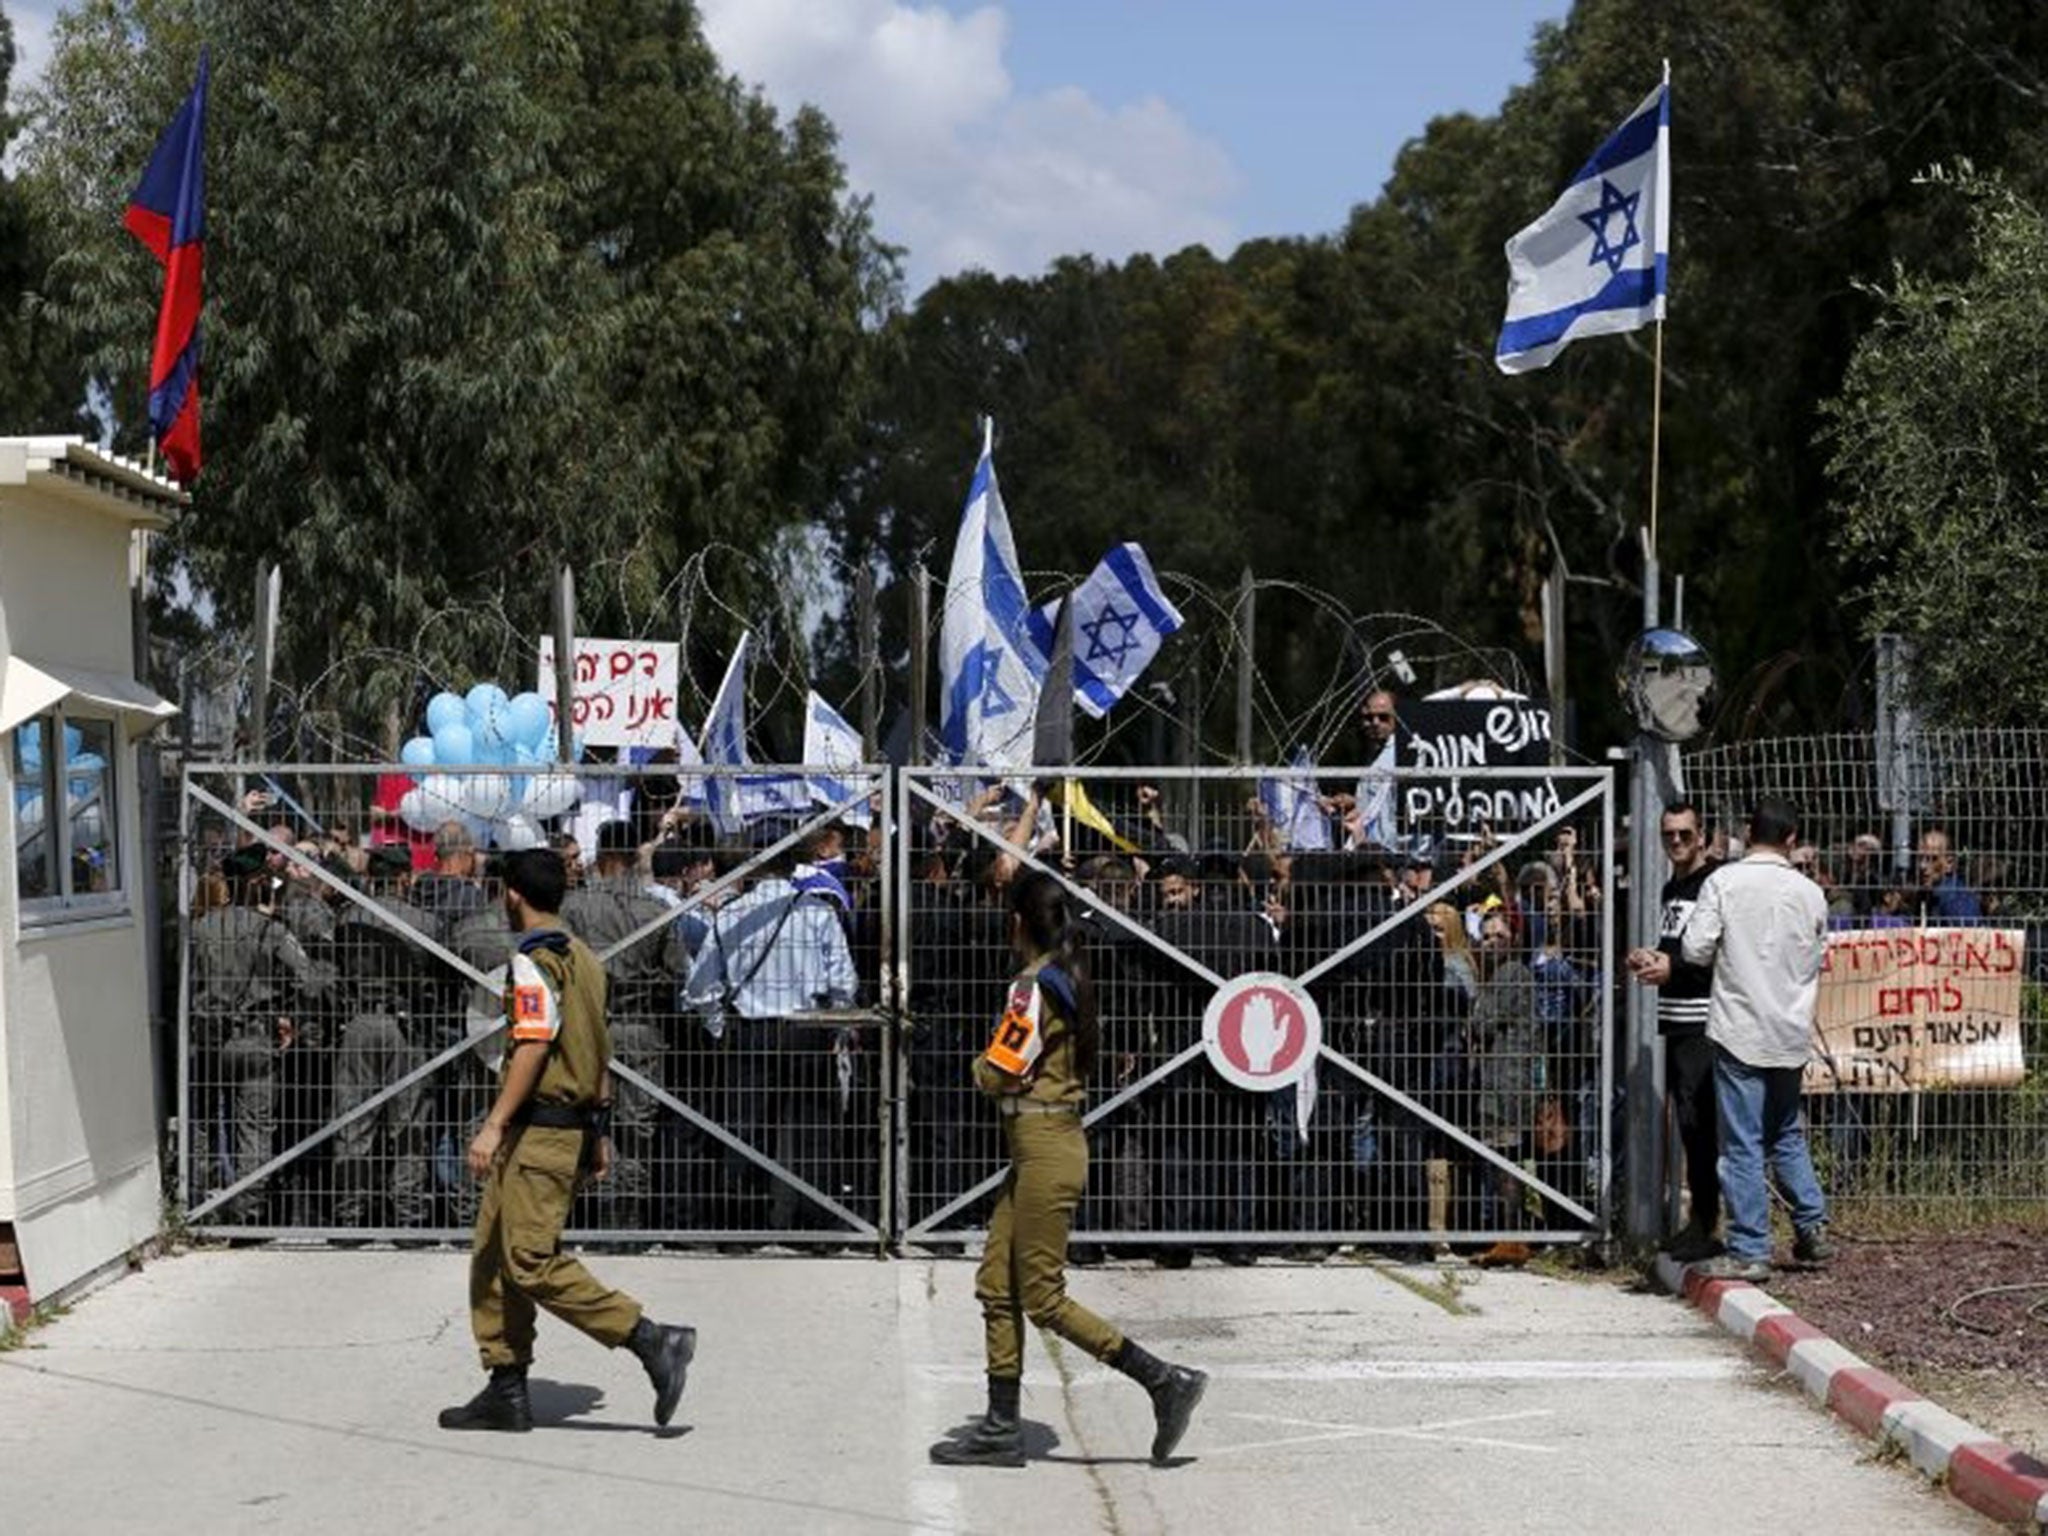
top-left (1655, 1253), bottom-right (2048, 1531)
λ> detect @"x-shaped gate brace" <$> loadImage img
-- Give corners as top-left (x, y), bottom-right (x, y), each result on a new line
top-left (182, 772), bottom-right (887, 1237)
top-left (897, 768), bottom-right (1614, 1241)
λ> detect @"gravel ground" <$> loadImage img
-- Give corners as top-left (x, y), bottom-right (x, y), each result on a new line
top-left (1764, 1227), bottom-right (2048, 1459)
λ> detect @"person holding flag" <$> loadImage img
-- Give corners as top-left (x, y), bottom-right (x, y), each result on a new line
top-left (124, 51), bottom-right (210, 482)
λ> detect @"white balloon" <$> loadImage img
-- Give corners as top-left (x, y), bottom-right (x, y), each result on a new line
top-left (419, 774), bottom-right (468, 827)
top-left (458, 772), bottom-right (512, 820)
top-left (521, 772), bottom-right (579, 820)
top-left (398, 786), bottom-right (438, 834)
top-left (496, 812), bottom-right (543, 851)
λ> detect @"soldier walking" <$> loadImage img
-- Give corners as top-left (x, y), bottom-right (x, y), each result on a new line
top-left (439, 849), bottom-right (696, 1433)
top-left (930, 871), bottom-right (1208, 1468)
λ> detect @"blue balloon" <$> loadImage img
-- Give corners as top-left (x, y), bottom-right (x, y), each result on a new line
top-left (510, 741), bottom-right (540, 766)
top-left (431, 720), bottom-right (475, 765)
top-left (507, 692), bottom-right (553, 750)
top-left (400, 736), bottom-right (437, 768)
top-left (464, 683), bottom-right (510, 725)
top-left (426, 691), bottom-right (466, 735)
top-left (473, 736), bottom-right (512, 767)
top-left (62, 724), bottom-right (83, 759)
top-left (17, 729), bottom-right (40, 773)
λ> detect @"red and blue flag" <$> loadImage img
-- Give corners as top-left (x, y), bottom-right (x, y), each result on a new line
top-left (122, 51), bottom-right (208, 483)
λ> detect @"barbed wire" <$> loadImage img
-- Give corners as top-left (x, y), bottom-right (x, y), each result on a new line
top-left (162, 543), bottom-right (1543, 767)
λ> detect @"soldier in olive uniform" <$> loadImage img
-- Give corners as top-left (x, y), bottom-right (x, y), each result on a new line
top-left (929, 871), bottom-right (1208, 1469)
top-left (439, 849), bottom-right (697, 1433)
top-left (190, 845), bottom-right (330, 1223)
top-left (331, 844), bottom-right (437, 1229)
top-left (442, 885), bottom-right (517, 1226)
top-left (560, 820), bottom-right (685, 1227)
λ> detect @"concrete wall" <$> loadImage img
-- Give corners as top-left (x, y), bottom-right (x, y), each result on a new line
top-left (0, 454), bottom-right (168, 1299)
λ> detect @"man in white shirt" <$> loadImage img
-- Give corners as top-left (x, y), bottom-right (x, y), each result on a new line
top-left (1679, 797), bottom-right (1831, 1281)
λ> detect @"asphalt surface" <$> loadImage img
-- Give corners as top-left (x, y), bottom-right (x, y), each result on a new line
top-left (0, 1248), bottom-right (1988, 1534)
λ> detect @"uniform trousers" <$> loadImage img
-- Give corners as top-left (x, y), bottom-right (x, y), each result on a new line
top-left (976, 1109), bottom-right (1124, 1379)
top-left (469, 1125), bottom-right (643, 1369)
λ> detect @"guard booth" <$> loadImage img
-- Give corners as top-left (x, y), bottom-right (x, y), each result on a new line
top-left (0, 438), bottom-right (181, 1310)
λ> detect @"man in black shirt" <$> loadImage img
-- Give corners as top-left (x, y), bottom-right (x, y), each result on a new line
top-left (1626, 802), bottom-right (1721, 1260)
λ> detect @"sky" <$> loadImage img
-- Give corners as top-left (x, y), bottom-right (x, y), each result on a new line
top-left (6, 0), bottom-right (1567, 293)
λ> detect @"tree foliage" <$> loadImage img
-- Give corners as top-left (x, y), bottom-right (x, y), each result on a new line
top-left (845, 0), bottom-right (2048, 748)
top-left (20, 0), bottom-right (893, 752)
top-left (1825, 172), bottom-right (2048, 726)
top-left (0, 8), bottom-right (72, 429)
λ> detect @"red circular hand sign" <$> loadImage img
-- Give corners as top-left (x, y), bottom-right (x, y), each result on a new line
top-left (1203, 973), bottom-right (1322, 1091)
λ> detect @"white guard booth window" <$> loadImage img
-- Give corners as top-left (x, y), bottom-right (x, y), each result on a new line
top-left (0, 437), bottom-right (182, 1306)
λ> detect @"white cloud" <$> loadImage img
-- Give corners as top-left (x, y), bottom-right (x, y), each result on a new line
top-left (699, 0), bottom-right (1238, 295)
top-left (5, 1), bottom-right (57, 92)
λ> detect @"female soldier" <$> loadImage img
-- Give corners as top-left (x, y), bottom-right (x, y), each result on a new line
top-left (929, 871), bottom-right (1208, 1468)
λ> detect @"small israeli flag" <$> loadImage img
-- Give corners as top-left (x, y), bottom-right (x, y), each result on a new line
top-left (938, 421), bottom-right (1047, 770)
top-left (1258, 747), bottom-right (1332, 851)
top-left (802, 690), bottom-right (874, 828)
top-left (1028, 543), bottom-right (1184, 720)
top-left (698, 632), bottom-right (803, 833)
top-left (1497, 66), bottom-right (1669, 374)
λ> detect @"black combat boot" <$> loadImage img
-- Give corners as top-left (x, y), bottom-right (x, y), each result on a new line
top-left (438, 1364), bottom-right (533, 1432)
top-left (1113, 1339), bottom-right (1208, 1464)
top-left (928, 1375), bottom-right (1025, 1467)
top-left (627, 1316), bottom-right (698, 1426)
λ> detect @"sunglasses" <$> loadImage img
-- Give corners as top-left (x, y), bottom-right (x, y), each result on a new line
top-left (1661, 828), bottom-right (1698, 843)
top-left (1364, 712), bottom-right (1395, 723)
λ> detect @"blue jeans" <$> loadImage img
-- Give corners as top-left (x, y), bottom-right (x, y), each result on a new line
top-left (1713, 1046), bottom-right (1826, 1262)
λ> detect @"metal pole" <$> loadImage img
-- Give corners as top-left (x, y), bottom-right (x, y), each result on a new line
top-left (1543, 561), bottom-right (1567, 768)
top-left (1183, 654), bottom-right (1203, 848)
top-left (856, 564), bottom-right (880, 761)
top-left (553, 565), bottom-right (576, 763)
top-left (247, 561), bottom-right (278, 763)
top-left (1625, 535), bottom-right (1668, 1245)
top-left (1235, 568), bottom-right (1254, 765)
top-left (908, 562), bottom-right (930, 767)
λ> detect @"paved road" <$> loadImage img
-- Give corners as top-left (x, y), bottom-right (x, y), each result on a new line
top-left (0, 1249), bottom-right (1985, 1534)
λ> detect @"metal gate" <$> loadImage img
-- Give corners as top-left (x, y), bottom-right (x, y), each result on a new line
top-left (176, 760), bottom-right (1613, 1252)
top-left (177, 762), bottom-right (892, 1248)
top-left (896, 765), bottom-right (1615, 1252)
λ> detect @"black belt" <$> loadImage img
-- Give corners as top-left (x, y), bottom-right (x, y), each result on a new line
top-left (514, 1102), bottom-right (597, 1130)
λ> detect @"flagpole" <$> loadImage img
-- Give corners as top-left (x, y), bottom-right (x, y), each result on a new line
top-left (1648, 317), bottom-right (1664, 561)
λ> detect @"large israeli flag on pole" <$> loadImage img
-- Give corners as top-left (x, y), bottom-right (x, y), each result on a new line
top-left (803, 690), bottom-right (873, 828)
top-left (1027, 543), bottom-right (1184, 720)
top-left (938, 420), bottom-right (1046, 769)
top-left (1496, 66), bottom-right (1669, 375)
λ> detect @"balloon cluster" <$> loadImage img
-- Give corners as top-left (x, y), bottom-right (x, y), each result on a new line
top-left (395, 685), bottom-right (581, 849)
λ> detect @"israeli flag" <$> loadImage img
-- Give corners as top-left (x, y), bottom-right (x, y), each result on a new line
top-left (938, 421), bottom-right (1046, 769)
top-left (1027, 543), bottom-right (1183, 719)
top-left (1258, 747), bottom-right (1332, 851)
top-left (803, 690), bottom-right (874, 828)
top-left (698, 632), bottom-right (803, 833)
top-left (1496, 66), bottom-right (1669, 374)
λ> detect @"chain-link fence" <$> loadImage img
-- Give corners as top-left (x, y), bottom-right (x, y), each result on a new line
top-left (1684, 729), bottom-right (2048, 1227)
top-left (898, 766), bottom-right (1616, 1258)
top-left (178, 762), bottom-right (890, 1247)
top-left (175, 758), bottom-right (1618, 1254)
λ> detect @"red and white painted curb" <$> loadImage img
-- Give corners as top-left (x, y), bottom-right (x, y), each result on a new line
top-left (1657, 1253), bottom-right (2048, 1530)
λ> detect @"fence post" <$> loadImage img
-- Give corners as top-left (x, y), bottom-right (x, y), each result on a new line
top-left (909, 562), bottom-right (930, 766)
top-left (1625, 538), bottom-right (1670, 1245)
top-left (1235, 568), bottom-right (1254, 765)
top-left (857, 564), bottom-right (880, 761)
top-left (553, 565), bottom-right (576, 763)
